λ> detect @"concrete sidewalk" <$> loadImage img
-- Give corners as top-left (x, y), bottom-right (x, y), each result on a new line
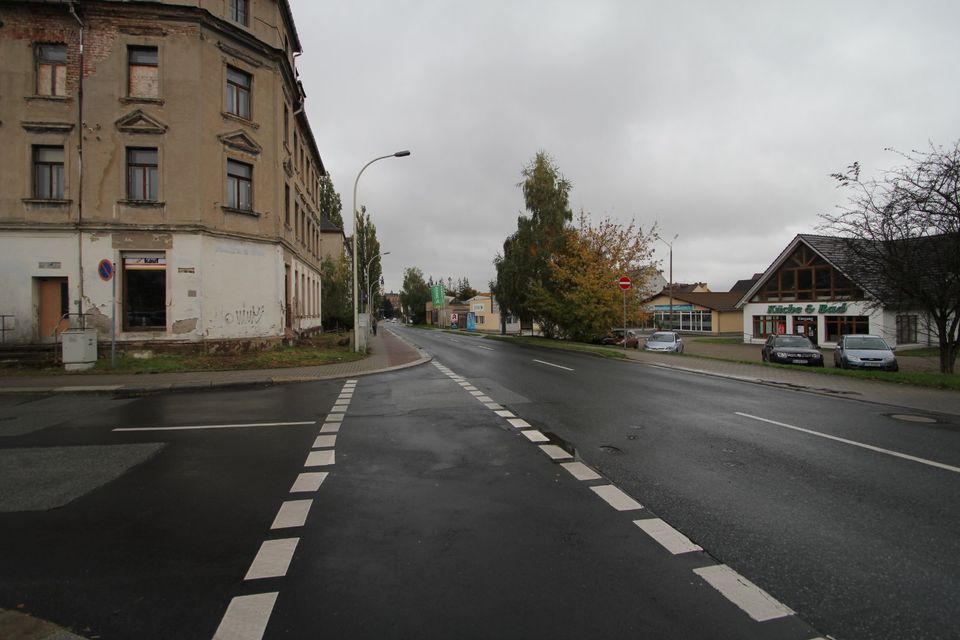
top-left (0, 327), bottom-right (429, 396)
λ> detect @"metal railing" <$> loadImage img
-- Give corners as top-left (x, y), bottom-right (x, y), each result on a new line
top-left (0, 315), bottom-right (13, 344)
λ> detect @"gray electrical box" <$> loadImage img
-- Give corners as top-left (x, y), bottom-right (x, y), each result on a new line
top-left (62, 329), bottom-right (98, 371)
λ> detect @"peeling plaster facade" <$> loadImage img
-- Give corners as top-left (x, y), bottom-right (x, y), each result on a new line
top-left (0, 0), bottom-right (327, 349)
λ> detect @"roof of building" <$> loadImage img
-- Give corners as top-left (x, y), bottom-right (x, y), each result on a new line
top-left (652, 291), bottom-right (743, 312)
top-left (319, 216), bottom-right (342, 232)
top-left (729, 274), bottom-right (762, 293)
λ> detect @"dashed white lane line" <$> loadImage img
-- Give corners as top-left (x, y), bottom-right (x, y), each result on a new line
top-left (213, 592), bottom-right (278, 640)
top-left (495, 410), bottom-right (515, 418)
top-left (312, 435), bottom-right (337, 448)
top-left (334, 399), bottom-right (350, 406)
top-left (290, 471), bottom-right (328, 493)
top-left (271, 499), bottom-right (313, 529)
top-left (244, 538), bottom-right (300, 580)
top-left (539, 444), bottom-right (573, 461)
top-left (476, 395), bottom-right (494, 403)
top-left (325, 414), bottom-right (345, 422)
top-left (319, 423), bottom-right (341, 433)
top-left (113, 421), bottom-right (315, 432)
top-left (464, 386), bottom-right (479, 391)
top-left (507, 418), bottom-right (531, 429)
top-left (522, 430), bottom-right (550, 443)
top-left (477, 345), bottom-right (495, 351)
top-left (469, 390), bottom-right (484, 396)
top-left (591, 485), bottom-right (643, 511)
top-left (736, 412), bottom-right (960, 474)
top-left (633, 518), bottom-right (703, 554)
top-left (561, 461), bottom-right (601, 481)
top-left (328, 406), bottom-right (347, 413)
top-left (305, 450), bottom-right (335, 467)
top-left (533, 359), bottom-right (574, 371)
top-left (484, 403), bottom-right (504, 410)
top-left (693, 564), bottom-right (794, 622)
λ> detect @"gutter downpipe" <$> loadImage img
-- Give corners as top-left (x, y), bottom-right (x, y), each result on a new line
top-left (69, 2), bottom-right (85, 326)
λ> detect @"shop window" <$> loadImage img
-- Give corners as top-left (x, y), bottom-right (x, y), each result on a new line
top-left (36, 44), bottom-right (67, 96)
top-left (753, 315), bottom-right (786, 339)
top-left (227, 159), bottom-right (253, 210)
top-left (126, 147), bottom-right (158, 201)
top-left (123, 252), bottom-right (166, 330)
top-left (896, 315), bottom-right (918, 344)
top-left (128, 46), bottom-right (158, 98)
top-left (824, 315), bottom-right (869, 342)
top-left (226, 66), bottom-right (251, 119)
top-left (33, 146), bottom-right (65, 199)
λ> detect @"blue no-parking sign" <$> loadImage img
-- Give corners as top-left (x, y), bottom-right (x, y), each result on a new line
top-left (98, 259), bottom-right (114, 281)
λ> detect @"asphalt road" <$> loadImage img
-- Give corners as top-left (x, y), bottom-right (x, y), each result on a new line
top-left (399, 326), bottom-right (960, 640)
top-left (0, 327), bottom-right (957, 639)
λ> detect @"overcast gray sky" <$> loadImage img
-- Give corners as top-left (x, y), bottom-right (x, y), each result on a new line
top-left (294, 0), bottom-right (960, 294)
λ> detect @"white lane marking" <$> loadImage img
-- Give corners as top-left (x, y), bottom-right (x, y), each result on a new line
top-left (338, 393), bottom-right (353, 399)
top-left (271, 499), bottom-right (313, 529)
top-left (507, 418), bottom-right (531, 429)
top-left (477, 395), bottom-right (494, 402)
top-left (312, 435), bottom-right (337, 448)
top-left (319, 423), bottom-right (341, 433)
top-left (464, 386), bottom-right (478, 391)
top-left (325, 414), bottom-right (345, 422)
top-left (213, 592), bottom-right (278, 640)
top-left (328, 406), bottom-right (347, 413)
top-left (305, 450), bottom-right (335, 467)
top-left (113, 421), bottom-right (314, 432)
top-left (334, 399), bottom-right (350, 406)
top-left (736, 412), bottom-right (960, 474)
top-left (244, 538), bottom-right (300, 580)
top-left (539, 444), bottom-right (573, 460)
top-left (346, 379), bottom-right (358, 383)
top-left (693, 564), bottom-right (794, 622)
top-left (533, 359), bottom-right (573, 371)
top-left (561, 461), bottom-right (601, 481)
top-left (495, 410), bottom-right (515, 418)
top-left (591, 485), bottom-right (643, 511)
top-left (469, 390), bottom-right (484, 396)
top-left (484, 403), bottom-right (504, 410)
top-left (458, 382), bottom-right (471, 387)
top-left (477, 345), bottom-right (495, 351)
top-left (522, 430), bottom-right (550, 443)
top-left (290, 471), bottom-right (328, 493)
top-left (634, 518), bottom-right (703, 554)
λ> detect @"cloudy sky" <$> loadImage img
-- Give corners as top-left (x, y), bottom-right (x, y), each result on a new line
top-left (292, 0), bottom-right (960, 294)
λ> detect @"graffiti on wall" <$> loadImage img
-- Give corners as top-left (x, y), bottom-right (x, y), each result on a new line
top-left (224, 304), bottom-right (265, 326)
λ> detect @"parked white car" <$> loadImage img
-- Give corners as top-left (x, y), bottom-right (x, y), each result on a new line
top-left (643, 331), bottom-right (684, 353)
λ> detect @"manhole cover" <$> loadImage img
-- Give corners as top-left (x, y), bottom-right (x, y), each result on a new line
top-left (889, 414), bottom-right (938, 424)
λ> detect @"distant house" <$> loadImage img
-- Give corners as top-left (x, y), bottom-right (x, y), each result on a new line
top-left (320, 217), bottom-right (346, 261)
top-left (643, 289), bottom-right (743, 335)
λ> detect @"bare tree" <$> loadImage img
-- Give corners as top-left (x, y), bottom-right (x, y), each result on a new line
top-left (821, 141), bottom-right (960, 373)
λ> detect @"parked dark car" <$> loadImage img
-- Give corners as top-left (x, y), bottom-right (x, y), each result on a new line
top-left (761, 334), bottom-right (824, 366)
top-left (601, 329), bottom-right (640, 348)
top-left (643, 331), bottom-right (684, 353)
top-left (834, 334), bottom-right (898, 371)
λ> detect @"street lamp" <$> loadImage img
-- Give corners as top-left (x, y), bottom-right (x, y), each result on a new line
top-left (352, 150), bottom-right (410, 352)
top-left (658, 233), bottom-right (678, 330)
top-left (366, 251), bottom-right (390, 321)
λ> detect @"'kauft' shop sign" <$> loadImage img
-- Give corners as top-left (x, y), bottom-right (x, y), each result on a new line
top-left (766, 303), bottom-right (849, 314)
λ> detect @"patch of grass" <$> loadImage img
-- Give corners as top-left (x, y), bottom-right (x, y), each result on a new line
top-left (689, 337), bottom-right (744, 345)
top-left (484, 334), bottom-right (630, 359)
top-left (895, 347), bottom-right (941, 358)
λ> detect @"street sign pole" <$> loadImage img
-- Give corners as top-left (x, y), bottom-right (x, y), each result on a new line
top-left (618, 275), bottom-right (632, 349)
top-left (111, 262), bottom-right (117, 367)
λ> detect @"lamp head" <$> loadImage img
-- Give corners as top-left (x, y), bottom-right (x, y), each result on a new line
top-left (393, 150), bottom-right (411, 157)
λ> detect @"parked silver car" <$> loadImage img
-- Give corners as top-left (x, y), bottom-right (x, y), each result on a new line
top-left (834, 334), bottom-right (898, 371)
top-left (643, 331), bottom-right (684, 353)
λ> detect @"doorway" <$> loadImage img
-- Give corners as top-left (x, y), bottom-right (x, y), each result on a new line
top-left (793, 315), bottom-right (818, 344)
top-left (38, 277), bottom-right (69, 342)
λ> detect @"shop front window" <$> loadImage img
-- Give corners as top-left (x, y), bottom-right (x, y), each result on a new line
top-left (753, 315), bottom-right (786, 339)
top-left (824, 315), bottom-right (868, 342)
top-left (123, 252), bottom-right (166, 330)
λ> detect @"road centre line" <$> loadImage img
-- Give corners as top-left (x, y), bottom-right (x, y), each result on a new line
top-left (271, 499), bottom-right (313, 529)
top-left (533, 359), bottom-right (574, 371)
top-left (477, 345), bottom-right (495, 351)
top-left (213, 592), bottom-right (278, 640)
top-left (693, 565), bottom-right (794, 622)
top-left (736, 412), bottom-right (960, 474)
top-left (290, 472), bottom-right (327, 493)
top-left (633, 518), bottom-right (702, 555)
top-left (245, 538), bottom-right (300, 580)
top-left (113, 421), bottom-right (315, 432)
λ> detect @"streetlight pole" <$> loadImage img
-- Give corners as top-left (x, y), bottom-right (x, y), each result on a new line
top-left (366, 251), bottom-right (390, 321)
top-left (658, 233), bottom-right (678, 330)
top-left (352, 150), bottom-right (410, 352)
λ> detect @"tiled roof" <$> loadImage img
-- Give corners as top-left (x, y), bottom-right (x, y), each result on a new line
top-left (652, 291), bottom-right (743, 311)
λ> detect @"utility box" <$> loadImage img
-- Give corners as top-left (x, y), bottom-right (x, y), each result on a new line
top-left (62, 329), bottom-right (98, 371)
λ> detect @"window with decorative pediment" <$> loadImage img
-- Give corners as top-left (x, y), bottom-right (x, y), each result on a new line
top-left (752, 244), bottom-right (862, 302)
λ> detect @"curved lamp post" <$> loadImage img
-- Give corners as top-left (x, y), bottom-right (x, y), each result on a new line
top-left (657, 233), bottom-right (678, 330)
top-left (352, 150), bottom-right (410, 352)
top-left (366, 251), bottom-right (390, 320)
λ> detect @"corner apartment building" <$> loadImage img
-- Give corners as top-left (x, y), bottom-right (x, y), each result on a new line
top-left (0, 0), bottom-right (327, 351)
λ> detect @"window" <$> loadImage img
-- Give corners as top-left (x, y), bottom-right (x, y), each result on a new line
top-left (36, 44), bottom-right (67, 96)
top-left (753, 315), bottom-right (786, 339)
top-left (123, 252), bottom-right (166, 330)
top-left (824, 315), bottom-right (869, 342)
top-left (227, 159), bottom-right (252, 210)
top-left (33, 146), bottom-right (65, 199)
top-left (228, 0), bottom-right (248, 25)
top-left (128, 46), bottom-right (159, 98)
top-left (126, 148), bottom-right (158, 201)
top-left (752, 244), bottom-right (863, 302)
top-left (283, 104), bottom-right (289, 143)
top-left (226, 67), bottom-right (251, 119)
top-left (284, 184), bottom-right (291, 226)
top-left (896, 315), bottom-right (918, 344)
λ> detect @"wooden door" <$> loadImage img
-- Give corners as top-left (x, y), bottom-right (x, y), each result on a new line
top-left (38, 277), bottom-right (69, 341)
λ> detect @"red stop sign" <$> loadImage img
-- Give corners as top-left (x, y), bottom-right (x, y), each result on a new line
top-left (618, 276), bottom-right (632, 290)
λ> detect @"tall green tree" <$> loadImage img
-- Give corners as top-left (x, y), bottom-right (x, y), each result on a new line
top-left (401, 267), bottom-right (431, 324)
top-left (318, 174), bottom-right (343, 229)
top-left (355, 206), bottom-right (383, 315)
top-left (494, 151), bottom-right (573, 337)
top-left (320, 255), bottom-right (353, 331)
